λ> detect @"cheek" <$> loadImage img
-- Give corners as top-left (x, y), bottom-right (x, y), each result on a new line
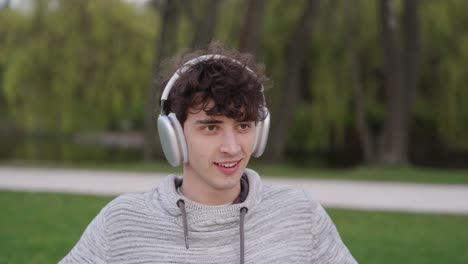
top-left (186, 135), bottom-right (214, 161)
top-left (242, 132), bottom-right (257, 152)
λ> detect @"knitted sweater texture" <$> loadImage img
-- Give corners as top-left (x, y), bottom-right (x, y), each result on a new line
top-left (59, 169), bottom-right (357, 263)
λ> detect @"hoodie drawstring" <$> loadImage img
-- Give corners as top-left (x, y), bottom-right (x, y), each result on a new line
top-left (177, 199), bottom-right (189, 249)
top-left (239, 207), bottom-right (248, 264)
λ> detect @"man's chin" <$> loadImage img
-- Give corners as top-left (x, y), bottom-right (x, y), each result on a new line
top-left (211, 168), bottom-right (244, 188)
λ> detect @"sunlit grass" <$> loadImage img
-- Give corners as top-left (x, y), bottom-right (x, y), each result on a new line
top-left (329, 209), bottom-right (468, 263)
top-left (0, 191), bottom-right (113, 264)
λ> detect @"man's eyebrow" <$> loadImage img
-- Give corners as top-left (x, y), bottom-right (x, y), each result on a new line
top-left (194, 119), bottom-right (223, 125)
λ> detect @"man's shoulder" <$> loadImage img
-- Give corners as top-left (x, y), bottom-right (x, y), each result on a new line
top-left (262, 182), bottom-right (307, 198)
top-left (110, 191), bottom-right (149, 205)
top-left (245, 168), bottom-right (314, 207)
top-left (260, 182), bottom-right (313, 209)
top-left (100, 189), bottom-right (156, 218)
top-left (252, 182), bottom-right (327, 231)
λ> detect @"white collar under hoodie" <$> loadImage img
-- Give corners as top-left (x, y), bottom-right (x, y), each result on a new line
top-left (59, 169), bottom-right (357, 264)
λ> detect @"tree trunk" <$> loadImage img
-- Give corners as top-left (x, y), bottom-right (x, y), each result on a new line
top-left (402, 0), bottom-right (420, 113)
top-left (191, 0), bottom-right (222, 48)
top-left (143, 0), bottom-right (179, 160)
top-left (344, 0), bottom-right (375, 162)
top-left (351, 56), bottom-right (376, 163)
top-left (267, 0), bottom-right (320, 162)
top-left (378, 0), bottom-right (408, 164)
top-left (238, 0), bottom-right (265, 54)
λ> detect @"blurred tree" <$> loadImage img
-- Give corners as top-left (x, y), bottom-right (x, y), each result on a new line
top-left (3, 0), bottom-right (156, 134)
top-left (378, 0), bottom-right (419, 164)
top-left (238, 0), bottom-right (265, 54)
top-left (377, 0), bottom-right (414, 164)
top-left (286, 0), bottom-right (422, 166)
top-left (344, 0), bottom-right (375, 162)
top-left (190, 0), bottom-right (222, 48)
top-left (417, 0), bottom-right (468, 149)
top-left (267, 0), bottom-right (320, 162)
top-left (144, 0), bottom-right (179, 160)
top-left (0, 4), bottom-right (27, 121)
top-left (1, 0), bottom-right (468, 166)
top-left (285, 0), bottom-right (358, 164)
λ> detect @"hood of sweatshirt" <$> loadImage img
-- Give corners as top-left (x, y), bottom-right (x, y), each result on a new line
top-left (151, 168), bottom-right (262, 231)
top-left (148, 168), bottom-right (262, 263)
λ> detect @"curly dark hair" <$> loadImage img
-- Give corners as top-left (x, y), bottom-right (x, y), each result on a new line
top-left (159, 43), bottom-right (269, 125)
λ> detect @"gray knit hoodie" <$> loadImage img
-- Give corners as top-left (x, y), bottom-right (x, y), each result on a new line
top-left (59, 169), bottom-right (357, 263)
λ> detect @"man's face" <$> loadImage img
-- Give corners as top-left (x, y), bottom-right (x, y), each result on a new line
top-left (182, 101), bottom-right (256, 195)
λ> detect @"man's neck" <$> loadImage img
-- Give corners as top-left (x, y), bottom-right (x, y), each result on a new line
top-left (179, 176), bottom-right (241, 206)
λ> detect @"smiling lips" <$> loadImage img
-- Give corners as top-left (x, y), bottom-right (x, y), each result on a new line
top-left (214, 160), bottom-right (242, 174)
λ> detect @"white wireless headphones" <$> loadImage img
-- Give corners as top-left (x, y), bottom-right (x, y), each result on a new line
top-left (157, 54), bottom-right (270, 167)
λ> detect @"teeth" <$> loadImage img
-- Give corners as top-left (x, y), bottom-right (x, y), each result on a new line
top-left (218, 162), bottom-right (237, 168)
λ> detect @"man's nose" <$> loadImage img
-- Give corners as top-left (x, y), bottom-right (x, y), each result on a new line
top-left (220, 130), bottom-right (241, 155)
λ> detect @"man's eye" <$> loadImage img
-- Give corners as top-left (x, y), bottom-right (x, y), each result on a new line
top-left (205, 125), bottom-right (217, 132)
top-left (239, 124), bottom-right (251, 130)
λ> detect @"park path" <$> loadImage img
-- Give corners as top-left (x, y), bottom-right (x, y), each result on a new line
top-left (1, 166), bottom-right (468, 215)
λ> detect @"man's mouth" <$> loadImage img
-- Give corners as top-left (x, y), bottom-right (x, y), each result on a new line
top-left (213, 160), bottom-right (242, 174)
top-left (215, 161), bottom-right (238, 168)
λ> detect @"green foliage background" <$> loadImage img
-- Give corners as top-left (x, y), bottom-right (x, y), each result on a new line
top-left (1, 0), bottom-right (468, 161)
top-left (1, 0), bottom-right (157, 133)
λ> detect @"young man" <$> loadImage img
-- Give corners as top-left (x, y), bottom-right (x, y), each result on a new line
top-left (60, 44), bottom-right (357, 263)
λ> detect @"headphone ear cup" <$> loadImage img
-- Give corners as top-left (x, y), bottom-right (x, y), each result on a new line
top-left (157, 113), bottom-right (188, 166)
top-left (168, 113), bottom-right (188, 163)
top-left (252, 111), bottom-right (270, 157)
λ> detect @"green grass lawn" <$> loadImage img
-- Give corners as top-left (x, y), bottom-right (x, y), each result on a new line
top-left (0, 191), bottom-right (467, 263)
top-left (4, 159), bottom-right (468, 185)
top-left (0, 191), bottom-right (112, 264)
top-left (329, 209), bottom-right (468, 263)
